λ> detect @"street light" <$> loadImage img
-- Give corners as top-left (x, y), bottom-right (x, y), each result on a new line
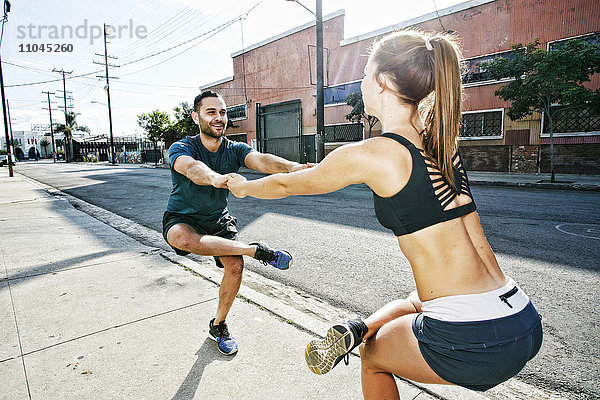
top-left (91, 100), bottom-right (115, 163)
top-left (286, 0), bottom-right (324, 161)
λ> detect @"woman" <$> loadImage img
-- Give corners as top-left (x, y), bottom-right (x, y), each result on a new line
top-left (227, 29), bottom-right (542, 398)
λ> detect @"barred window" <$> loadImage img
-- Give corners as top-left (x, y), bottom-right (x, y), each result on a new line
top-left (549, 32), bottom-right (600, 51)
top-left (460, 110), bottom-right (503, 138)
top-left (324, 81), bottom-right (362, 105)
top-left (462, 50), bottom-right (519, 85)
top-left (227, 104), bottom-right (247, 121)
top-left (543, 105), bottom-right (600, 134)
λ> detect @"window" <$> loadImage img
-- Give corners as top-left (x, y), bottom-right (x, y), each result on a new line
top-left (549, 32), bottom-right (600, 51)
top-left (227, 104), bottom-right (247, 121)
top-left (226, 133), bottom-right (248, 143)
top-left (542, 105), bottom-right (600, 135)
top-left (324, 81), bottom-right (361, 105)
top-left (460, 110), bottom-right (503, 139)
top-left (462, 50), bottom-right (520, 85)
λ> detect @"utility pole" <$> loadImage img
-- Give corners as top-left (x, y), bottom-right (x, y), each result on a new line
top-left (1, 55), bottom-right (13, 177)
top-left (93, 23), bottom-right (119, 165)
top-left (6, 98), bottom-right (14, 153)
top-left (315, 0), bottom-right (324, 161)
top-left (286, 0), bottom-right (325, 161)
top-left (0, 0), bottom-right (13, 176)
top-left (42, 91), bottom-right (57, 162)
top-left (52, 68), bottom-right (73, 162)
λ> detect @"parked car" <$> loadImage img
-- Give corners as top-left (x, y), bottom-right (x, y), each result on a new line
top-left (0, 154), bottom-right (16, 166)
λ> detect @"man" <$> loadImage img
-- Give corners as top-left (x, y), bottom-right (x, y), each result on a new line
top-left (163, 90), bottom-right (311, 355)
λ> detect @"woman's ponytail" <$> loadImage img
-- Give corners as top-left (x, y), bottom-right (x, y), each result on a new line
top-left (422, 36), bottom-right (462, 189)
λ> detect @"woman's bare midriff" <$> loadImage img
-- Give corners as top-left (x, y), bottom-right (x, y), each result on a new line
top-left (397, 213), bottom-right (507, 302)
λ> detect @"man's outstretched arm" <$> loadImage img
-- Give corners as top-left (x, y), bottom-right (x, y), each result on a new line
top-left (173, 155), bottom-right (232, 188)
top-left (244, 151), bottom-right (315, 174)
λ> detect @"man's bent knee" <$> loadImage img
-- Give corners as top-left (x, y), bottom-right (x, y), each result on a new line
top-left (220, 256), bottom-right (244, 276)
top-left (166, 225), bottom-right (198, 252)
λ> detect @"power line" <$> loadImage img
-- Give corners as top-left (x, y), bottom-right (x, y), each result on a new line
top-left (116, 5), bottom-right (212, 61)
top-left (118, 13), bottom-right (242, 67)
top-left (431, 0), bottom-right (447, 31)
top-left (54, 0), bottom-right (167, 78)
top-left (4, 70), bottom-right (102, 88)
top-left (112, 0), bottom-right (239, 62)
top-left (118, 15), bottom-right (246, 77)
top-left (1, 60), bottom-right (57, 77)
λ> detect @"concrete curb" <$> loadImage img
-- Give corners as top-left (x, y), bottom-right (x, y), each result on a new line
top-left (468, 180), bottom-right (600, 192)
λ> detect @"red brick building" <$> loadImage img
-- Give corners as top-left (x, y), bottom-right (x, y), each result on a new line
top-left (202, 0), bottom-right (600, 173)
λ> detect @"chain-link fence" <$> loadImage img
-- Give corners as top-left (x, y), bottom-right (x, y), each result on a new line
top-left (324, 123), bottom-right (363, 142)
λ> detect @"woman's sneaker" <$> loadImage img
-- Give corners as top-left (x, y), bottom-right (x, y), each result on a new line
top-left (251, 242), bottom-right (293, 270)
top-left (208, 318), bottom-right (238, 355)
top-left (305, 319), bottom-right (367, 374)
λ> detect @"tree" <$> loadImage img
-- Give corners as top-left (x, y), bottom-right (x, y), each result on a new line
top-left (345, 91), bottom-right (379, 138)
top-left (137, 110), bottom-right (172, 165)
top-left (40, 139), bottom-right (50, 157)
top-left (55, 111), bottom-right (91, 162)
top-left (484, 39), bottom-right (600, 182)
top-left (168, 102), bottom-right (197, 146)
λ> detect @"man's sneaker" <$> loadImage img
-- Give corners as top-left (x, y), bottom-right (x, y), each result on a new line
top-left (250, 242), bottom-right (293, 270)
top-left (208, 318), bottom-right (238, 355)
top-left (305, 319), bottom-right (367, 374)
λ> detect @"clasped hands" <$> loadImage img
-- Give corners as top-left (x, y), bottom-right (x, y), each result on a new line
top-left (209, 173), bottom-right (246, 197)
top-left (219, 162), bottom-right (316, 198)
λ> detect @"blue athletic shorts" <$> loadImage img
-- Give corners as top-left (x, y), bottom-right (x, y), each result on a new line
top-left (412, 301), bottom-right (543, 391)
top-left (162, 211), bottom-right (238, 267)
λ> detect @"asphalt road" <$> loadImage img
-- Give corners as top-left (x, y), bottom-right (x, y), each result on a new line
top-left (11, 160), bottom-right (600, 399)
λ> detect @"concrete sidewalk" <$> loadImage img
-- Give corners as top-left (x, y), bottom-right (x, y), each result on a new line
top-left (466, 171), bottom-right (600, 191)
top-left (0, 174), bottom-right (559, 400)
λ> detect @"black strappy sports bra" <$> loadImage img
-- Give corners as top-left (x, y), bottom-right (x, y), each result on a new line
top-left (373, 132), bottom-right (476, 236)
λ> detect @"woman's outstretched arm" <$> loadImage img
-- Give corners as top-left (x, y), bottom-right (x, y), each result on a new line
top-left (228, 141), bottom-right (375, 199)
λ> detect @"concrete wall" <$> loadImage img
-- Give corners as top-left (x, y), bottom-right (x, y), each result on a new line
top-left (461, 144), bottom-right (600, 174)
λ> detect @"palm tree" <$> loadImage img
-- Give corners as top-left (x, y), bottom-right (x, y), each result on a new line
top-left (55, 111), bottom-right (90, 162)
top-left (40, 139), bottom-right (50, 157)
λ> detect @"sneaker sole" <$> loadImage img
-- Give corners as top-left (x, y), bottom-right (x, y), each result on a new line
top-left (271, 253), bottom-right (293, 270)
top-left (208, 332), bottom-right (238, 355)
top-left (305, 324), bottom-right (353, 374)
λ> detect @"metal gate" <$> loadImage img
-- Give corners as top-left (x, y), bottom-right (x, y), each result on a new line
top-left (256, 99), bottom-right (302, 163)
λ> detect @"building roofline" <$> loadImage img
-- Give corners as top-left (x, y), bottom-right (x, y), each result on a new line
top-left (340, 0), bottom-right (495, 46)
top-left (199, 76), bottom-right (234, 90)
top-left (231, 9), bottom-right (345, 58)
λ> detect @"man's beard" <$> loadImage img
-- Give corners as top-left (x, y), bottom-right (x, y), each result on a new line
top-left (200, 120), bottom-right (225, 138)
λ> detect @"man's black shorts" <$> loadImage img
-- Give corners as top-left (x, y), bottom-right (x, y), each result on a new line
top-left (162, 211), bottom-right (238, 266)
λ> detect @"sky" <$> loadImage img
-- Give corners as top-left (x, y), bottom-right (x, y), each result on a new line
top-left (2, 0), bottom-right (467, 138)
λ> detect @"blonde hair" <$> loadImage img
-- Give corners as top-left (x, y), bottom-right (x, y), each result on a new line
top-left (370, 29), bottom-right (463, 187)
